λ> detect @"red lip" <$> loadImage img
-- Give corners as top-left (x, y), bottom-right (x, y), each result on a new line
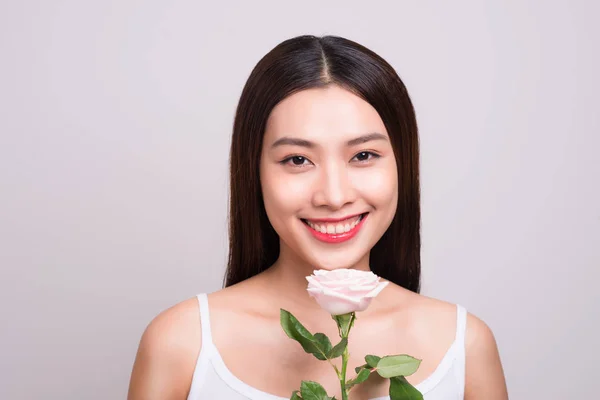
top-left (303, 213), bottom-right (368, 244)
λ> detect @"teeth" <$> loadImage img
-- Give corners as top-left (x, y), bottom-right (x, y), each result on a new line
top-left (306, 214), bottom-right (364, 235)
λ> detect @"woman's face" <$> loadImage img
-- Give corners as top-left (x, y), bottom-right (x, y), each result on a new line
top-left (259, 85), bottom-right (398, 271)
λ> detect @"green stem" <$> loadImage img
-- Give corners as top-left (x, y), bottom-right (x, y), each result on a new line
top-left (340, 346), bottom-right (349, 400)
top-left (333, 312), bottom-right (355, 400)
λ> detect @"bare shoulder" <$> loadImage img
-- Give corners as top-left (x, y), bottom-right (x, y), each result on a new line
top-left (463, 312), bottom-right (509, 399)
top-left (398, 290), bottom-right (508, 398)
top-left (127, 296), bottom-right (202, 400)
top-left (464, 312), bottom-right (498, 353)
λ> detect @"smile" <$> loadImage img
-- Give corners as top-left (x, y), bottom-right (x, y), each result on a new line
top-left (301, 213), bottom-right (368, 243)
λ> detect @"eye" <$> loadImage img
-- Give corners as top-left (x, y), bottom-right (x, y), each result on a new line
top-left (352, 151), bottom-right (380, 163)
top-left (280, 155), bottom-right (313, 168)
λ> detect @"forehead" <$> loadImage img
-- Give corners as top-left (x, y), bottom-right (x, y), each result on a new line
top-left (264, 85), bottom-right (387, 142)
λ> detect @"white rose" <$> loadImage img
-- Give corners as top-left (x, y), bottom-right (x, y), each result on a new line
top-left (305, 268), bottom-right (389, 315)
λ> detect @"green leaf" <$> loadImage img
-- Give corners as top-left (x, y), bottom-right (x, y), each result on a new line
top-left (355, 363), bottom-right (369, 374)
top-left (376, 355), bottom-right (421, 379)
top-left (314, 333), bottom-right (333, 356)
top-left (346, 367), bottom-right (371, 390)
top-left (389, 376), bottom-right (423, 400)
top-left (300, 380), bottom-right (329, 400)
top-left (290, 390), bottom-right (302, 399)
top-left (280, 309), bottom-right (327, 360)
top-left (280, 309), bottom-right (315, 344)
top-left (328, 337), bottom-right (347, 359)
top-left (354, 367), bottom-right (371, 384)
top-left (365, 355), bottom-right (381, 368)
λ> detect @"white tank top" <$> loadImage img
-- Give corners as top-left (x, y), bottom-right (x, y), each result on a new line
top-left (187, 293), bottom-right (467, 400)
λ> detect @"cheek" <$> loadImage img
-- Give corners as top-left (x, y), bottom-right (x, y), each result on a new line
top-left (261, 169), bottom-right (311, 222)
top-left (352, 164), bottom-right (398, 205)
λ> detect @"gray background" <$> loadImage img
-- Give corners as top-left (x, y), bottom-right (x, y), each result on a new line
top-left (1, 1), bottom-right (598, 399)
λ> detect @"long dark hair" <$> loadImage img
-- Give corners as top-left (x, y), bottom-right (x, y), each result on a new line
top-left (223, 35), bottom-right (421, 293)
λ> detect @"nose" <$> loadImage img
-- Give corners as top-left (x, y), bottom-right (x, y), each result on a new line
top-left (311, 161), bottom-right (356, 210)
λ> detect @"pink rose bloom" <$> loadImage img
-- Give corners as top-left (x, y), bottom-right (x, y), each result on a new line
top-left (306, 269), bottom-right (389, 315)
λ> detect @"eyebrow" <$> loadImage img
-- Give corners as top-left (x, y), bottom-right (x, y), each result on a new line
top-left (270, 132), bottom-right (388, 149)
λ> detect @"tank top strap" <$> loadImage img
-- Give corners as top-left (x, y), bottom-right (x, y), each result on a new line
top-left (454, 304), bottom-right (467, 399)
top-left (187, 293), bottom-right (215, 400)
top-left (454, 304), bottom-right (467, 344)
top-left (196, 293), bottom-right (215, 348)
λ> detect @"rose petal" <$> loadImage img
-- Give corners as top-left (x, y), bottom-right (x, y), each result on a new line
top-left (365, 281), bottom-right (389, 298)
top-left (305, 269), bottom-right (388, 314)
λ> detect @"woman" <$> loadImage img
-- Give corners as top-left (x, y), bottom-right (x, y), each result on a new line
top-left (128, 35), bottom-right (508, 399)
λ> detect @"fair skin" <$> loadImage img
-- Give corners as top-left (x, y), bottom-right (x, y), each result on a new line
top-left (128, 85), bottom-right (508, 399)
